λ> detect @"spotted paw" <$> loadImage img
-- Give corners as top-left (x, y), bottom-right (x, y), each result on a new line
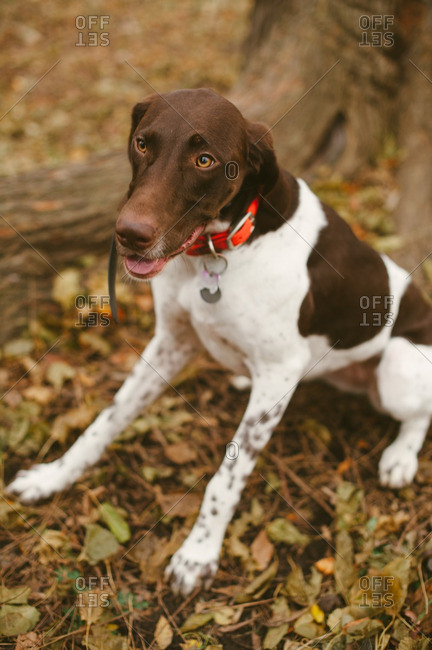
top-left (379, 444), bottom-right (418, 489)
top-left (165, 546), bottom-right (219, 596)
top-left (6, 459), bottom-right (73, 503)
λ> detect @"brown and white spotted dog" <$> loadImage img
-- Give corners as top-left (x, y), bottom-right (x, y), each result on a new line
top-left (7, 89), bottom-right (432, 595)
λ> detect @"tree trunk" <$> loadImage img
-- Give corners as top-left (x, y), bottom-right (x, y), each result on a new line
top-left (392, 2), bottom-right (432, 276)
top-left (0, 151), bottom-right (129, 344)
top-left (230, 0), bottom-right (432, 276)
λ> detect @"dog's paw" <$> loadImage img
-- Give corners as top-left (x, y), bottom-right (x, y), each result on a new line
top-left (165, 546), bottom-right (219, 596)
top-left (6, 459), bottom-right (69, 503)
top-left (379, 444), bottom-right (418, 488)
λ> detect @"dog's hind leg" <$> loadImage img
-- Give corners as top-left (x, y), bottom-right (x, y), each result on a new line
top-left (377, 337), bottom-right (432, 487)
top-left (6, 328), bottom-right (200, 502)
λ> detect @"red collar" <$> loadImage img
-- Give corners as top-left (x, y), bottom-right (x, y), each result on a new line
top-left (186, 196), bottom-right (260, 256)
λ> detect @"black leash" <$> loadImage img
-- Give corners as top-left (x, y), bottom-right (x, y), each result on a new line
top-left (108, 233), bottom-right (119, 324)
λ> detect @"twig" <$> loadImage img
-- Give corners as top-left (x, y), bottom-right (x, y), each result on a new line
top-left (268, 452), bottom-right (334, 517)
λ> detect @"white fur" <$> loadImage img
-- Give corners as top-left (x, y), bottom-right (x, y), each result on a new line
top-left (7, 179), bottom-right (431, 594)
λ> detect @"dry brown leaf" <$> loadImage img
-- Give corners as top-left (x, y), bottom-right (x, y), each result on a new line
top-left (336, 457), bottom-right (353, 474)
top-left (22, 385), bottom-right (55, 406)
top-left (251, 528), bottom-right (274, 570)
top-left (15, 631), bottom-right (41, 649)
top-left (154, 487), bottom-right (201, 519)
top-left (164, 442), bottom-right (197, 465)
top-left (52, 404), bottom-right (97, 443)
top-left (374, 512), bottom-right (410, 538)
top-left (180, 611), bottom-right (213, 632)
top-left (284, 566), bottom-right (322, 607)
top-left (236, 559), bottom-right (279, 603)
top-left (212, 605), bottom-right (237, 626)
top-left (154, 615), bottom-right (173, 649)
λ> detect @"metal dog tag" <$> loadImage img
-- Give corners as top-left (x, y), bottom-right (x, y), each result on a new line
top-left (201, 286), bottom-right (222, 303)
top-left (199, 252), bottom-right (227, 304)
top-left (200, 269), bottom-right (221, 303)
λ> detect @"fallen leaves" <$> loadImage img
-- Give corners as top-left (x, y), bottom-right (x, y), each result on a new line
top-left (236, 560), bottom-right (279, 603)
top-left (251, 528), bottom-right (274, 570)
top-left (45, 359), bottom-right (76, 390)
top-left (263, 597), bottom-right (290, 649)
top-left (79, 523), bottom-right (120, 565)
top-left (99, 502), bottom-right (131, 544)
top-left (0, 586), bottom-right (40, 637)
top-left (266, 518), bottom-right (309, 547)
top-left (314, 556), bottom-right (335, 576)
top-left (154, 615), bottom-right (173, 649)
top-left (2, 298), bottom-right (432, 649)
top-left (283, 565), bottom-right (322, 607)
top-left (164, 441), bottom-right (198, 465)
top-left (51, 403), bottom-right (97, 443)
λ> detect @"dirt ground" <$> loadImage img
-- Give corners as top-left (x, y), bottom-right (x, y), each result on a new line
top-left (1, 1), bottom-right (432, 649)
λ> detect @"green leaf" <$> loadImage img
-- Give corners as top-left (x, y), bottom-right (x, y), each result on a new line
top-left (180, 611), bottom-right (214, 632)
top-left (336, 482), bottom-right (365, 530)
top-left (99, 502), bottom-right (131, 543)
top-left (80, 523), bottom-right (120, 565)
top-left (334, 530), bottom-right (357, 595)
top-left (0, 604), bottom-right (40, 636)
top-left (266, 518), bottom-right (309, 547)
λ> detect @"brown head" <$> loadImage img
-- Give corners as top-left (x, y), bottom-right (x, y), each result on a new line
top-left (116, 88), bottom-right (279, 279)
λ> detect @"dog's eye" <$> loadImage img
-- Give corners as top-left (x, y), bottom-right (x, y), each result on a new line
top-left (136, 138), bottom-right (147, 153)
top-left (196, 154), bottom-right (215, 168)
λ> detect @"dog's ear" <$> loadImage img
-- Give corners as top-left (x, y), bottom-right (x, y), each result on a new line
top-left (128, 97), bottom-right (155, 160)
top-left (246, 121), bottom-right (279, 193)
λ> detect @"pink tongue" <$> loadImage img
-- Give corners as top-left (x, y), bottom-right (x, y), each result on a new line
top-left (125, 257), bottom-right (159, 275)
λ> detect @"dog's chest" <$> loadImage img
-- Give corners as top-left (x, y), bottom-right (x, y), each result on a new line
top-left (154, 212), bottom-right (319, 375)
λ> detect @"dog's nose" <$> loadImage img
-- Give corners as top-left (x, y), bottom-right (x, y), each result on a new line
top-left (116, 221), bottom-right (156, 250)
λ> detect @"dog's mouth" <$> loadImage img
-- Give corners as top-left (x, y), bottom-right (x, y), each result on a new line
top-left (123, 224), bottom-right (205, 279)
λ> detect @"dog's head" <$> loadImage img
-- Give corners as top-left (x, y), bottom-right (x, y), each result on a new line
top-left (116, 88), bottom-right (279, 280)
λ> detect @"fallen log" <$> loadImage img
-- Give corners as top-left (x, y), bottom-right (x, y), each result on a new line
top-left (0, 150), bottom-right (129, 344)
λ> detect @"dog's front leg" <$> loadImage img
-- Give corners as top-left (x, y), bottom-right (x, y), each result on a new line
top-left (166, 357), bottom-right (308, 595)
top-left (7, 328), bottom-right (200, 503)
